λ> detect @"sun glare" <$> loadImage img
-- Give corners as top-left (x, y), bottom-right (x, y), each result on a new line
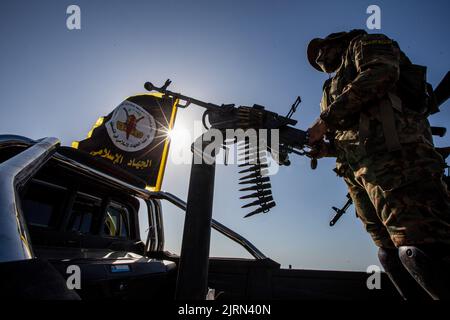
top-left (168, 126), bottom-right (191, 147)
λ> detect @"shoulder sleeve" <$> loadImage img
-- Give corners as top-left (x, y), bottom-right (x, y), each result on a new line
top-left (320, 34), bottom-right (401, 128)
top-left (320, 78), bottom-right (332, 113)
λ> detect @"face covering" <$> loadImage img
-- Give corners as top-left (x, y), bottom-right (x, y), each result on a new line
top-left (315, 44), bottom-right (343, 73)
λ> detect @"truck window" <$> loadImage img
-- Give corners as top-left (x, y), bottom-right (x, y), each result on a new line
top-left (22, 180), bottom-right (67, 228)
top-left (67, 194), bottom-right (102, 234)
top-left (102, 203), bottom-right (130, 239)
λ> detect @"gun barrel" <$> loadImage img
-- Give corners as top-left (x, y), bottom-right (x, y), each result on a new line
top-left (145, 81), bottom-right (221, 110)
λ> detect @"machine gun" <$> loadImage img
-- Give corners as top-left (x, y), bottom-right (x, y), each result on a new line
top-left (145, 79), bottom-right (311, 217)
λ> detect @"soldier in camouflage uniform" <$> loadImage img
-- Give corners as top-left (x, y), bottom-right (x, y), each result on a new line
top-left (306, 30), bottom-right (450, 299)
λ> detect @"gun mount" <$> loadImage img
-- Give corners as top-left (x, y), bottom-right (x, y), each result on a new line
top-left (144, 79), bottom-right (315, 299)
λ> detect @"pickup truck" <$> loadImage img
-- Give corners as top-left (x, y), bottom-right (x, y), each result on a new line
top-left (0, 135), bottom-right (399, 300)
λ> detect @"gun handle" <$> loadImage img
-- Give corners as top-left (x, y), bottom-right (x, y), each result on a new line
top-left (329, 214), bottom-right (342, 226)
top-left (330, 207), bottom-right (343, 226)
top-left (310, 158), bottom-right (318, 170)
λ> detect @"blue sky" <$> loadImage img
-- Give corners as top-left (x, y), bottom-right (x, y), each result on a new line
top-left (0, 0), bottom-right (449, 271)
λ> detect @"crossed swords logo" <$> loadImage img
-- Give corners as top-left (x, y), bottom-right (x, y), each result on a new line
top-left (116, 108), bottom-right (145, 140)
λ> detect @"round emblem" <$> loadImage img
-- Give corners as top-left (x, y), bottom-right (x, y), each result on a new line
top-left (106, 100), bottom-right (156, 152)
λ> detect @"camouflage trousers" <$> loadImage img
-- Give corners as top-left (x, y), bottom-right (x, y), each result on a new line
top-left (340, 142), bottom-right (450, 249)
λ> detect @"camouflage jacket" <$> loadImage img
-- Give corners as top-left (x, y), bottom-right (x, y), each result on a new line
top-left (319, 33), bottom-right (433, 167)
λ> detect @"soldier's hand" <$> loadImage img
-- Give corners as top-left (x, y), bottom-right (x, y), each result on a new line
top-left (306, 141), bottom-right (332, 159)
top-left (308, 118), bottom-right (327, 145)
